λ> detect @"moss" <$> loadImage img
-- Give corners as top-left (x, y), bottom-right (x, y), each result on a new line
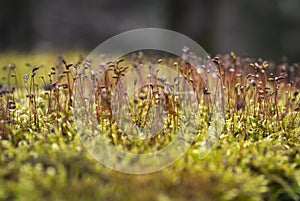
top-left (0, 52), bottom-right (299, 201)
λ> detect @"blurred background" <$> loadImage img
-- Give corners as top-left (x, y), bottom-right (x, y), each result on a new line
top-left (0, 0), bottom-right (300, 62)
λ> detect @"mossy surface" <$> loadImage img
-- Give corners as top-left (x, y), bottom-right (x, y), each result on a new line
top-left (0, 52), bottom-right (299, 201)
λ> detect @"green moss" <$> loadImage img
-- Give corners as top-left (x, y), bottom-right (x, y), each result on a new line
top-left (0, 52), bottom-right (299, 201)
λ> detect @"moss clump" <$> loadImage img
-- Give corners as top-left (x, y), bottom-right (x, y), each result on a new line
top-left (0, 52), bottom-right (299, 201)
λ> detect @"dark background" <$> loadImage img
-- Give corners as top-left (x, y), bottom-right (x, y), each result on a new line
top-left (1, 0), bottom-right (300, 62)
